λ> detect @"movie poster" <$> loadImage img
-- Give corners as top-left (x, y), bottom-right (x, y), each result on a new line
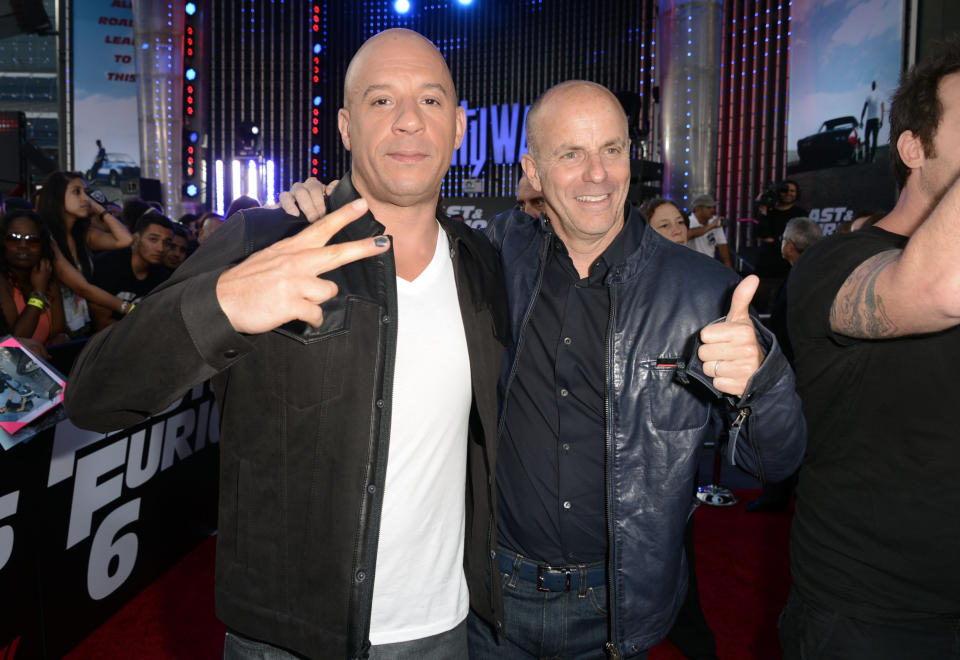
top-left (72, 0), bottom-right (140, 193)
top-left (786, 0), bottom-right (903, 233)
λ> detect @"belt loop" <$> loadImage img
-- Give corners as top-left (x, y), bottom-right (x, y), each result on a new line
top-left (578, 564), bottom-right (588, 599)
top-left (508, 554), bottom-right (522, 589)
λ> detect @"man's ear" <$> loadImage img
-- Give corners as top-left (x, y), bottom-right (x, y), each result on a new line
top-left (337, 108), bottom-right (352, 151)
top-left (453, 103), bottom-right (466, 151)
top-left (521, 153), bottom-right (542, 192)
top-left (897, 129), bottom-right (925, 170)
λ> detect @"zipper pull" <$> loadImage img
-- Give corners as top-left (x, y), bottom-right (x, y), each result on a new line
top-left (605, 642), bottom-right (622, 659)
top-left (731, 406), bottom-right (751, 428)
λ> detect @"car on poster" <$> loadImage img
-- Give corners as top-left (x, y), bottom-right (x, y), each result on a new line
top-left (90, 153), bottom-right (140, 187)
top-left (796, 116), bottom-right (863, 167)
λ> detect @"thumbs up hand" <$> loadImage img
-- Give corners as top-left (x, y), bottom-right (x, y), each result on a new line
top-left (698, 275), bottom-right (764, 397)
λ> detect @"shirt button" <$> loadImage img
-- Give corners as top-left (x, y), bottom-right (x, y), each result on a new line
top-left (376, 399), bottom-right (384, 408)
top-left (562, 443), bottom-right (571, 453)
top-left (563, 337), bottom-right (572, 345)
top-left (223, 349), bottom-right (239, 359)
top-left (356, 570), bottom-right (366, 582)
top-left (381, 315), bottom-right (391, 324)
top-left (563, 501), bottom-right (572, 510)
top-left (367, 484), bottom-right (376, 493)
top-left (560, 388), bottom-right (569, 397)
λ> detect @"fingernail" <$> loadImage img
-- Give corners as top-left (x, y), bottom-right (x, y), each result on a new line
top-left (374, 236), bottom-right (389, 248)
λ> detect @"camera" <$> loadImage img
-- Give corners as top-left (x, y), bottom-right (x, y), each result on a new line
top-left (756, 183), bottom-right (780, 212)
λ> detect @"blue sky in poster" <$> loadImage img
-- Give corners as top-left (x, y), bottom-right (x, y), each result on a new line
top-left (787, 0), bottom-right (902, 160)
top-left (73, 0), bottom-right (139, 172)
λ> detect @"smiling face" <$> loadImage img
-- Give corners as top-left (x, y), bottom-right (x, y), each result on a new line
top-left (648, 203), bottom-right (687, 245)
top-left (337, 29), bottom-right (465, 208)
top-left (522, 83), bottom-right (630, 249)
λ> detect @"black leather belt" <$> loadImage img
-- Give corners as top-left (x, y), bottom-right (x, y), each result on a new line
top-left (497, 550), bottom-right (606, 593)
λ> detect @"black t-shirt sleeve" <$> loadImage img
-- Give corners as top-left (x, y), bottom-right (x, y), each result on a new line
top-left (787, 228), bottom-right (906, 349)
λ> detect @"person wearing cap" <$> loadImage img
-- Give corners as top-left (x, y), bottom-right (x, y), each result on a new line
top-left (686, 193), bottom-right (732, 268)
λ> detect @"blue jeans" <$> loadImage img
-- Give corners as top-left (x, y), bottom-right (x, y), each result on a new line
top-left (779, 587), bottom-right (960, 660)
top-left (468, 552), bottom-right (640, 659)
top-left (224, 620), bottom-right (468, 660)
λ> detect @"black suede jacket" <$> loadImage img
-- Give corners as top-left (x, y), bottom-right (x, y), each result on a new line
top-left (65, 175), bottom-right (508, 659)
top-left (486, 208), bottom-right (806, 656)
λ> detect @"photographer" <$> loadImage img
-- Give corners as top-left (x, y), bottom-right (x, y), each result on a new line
top-left (755, 180), bottom-right (807, 278)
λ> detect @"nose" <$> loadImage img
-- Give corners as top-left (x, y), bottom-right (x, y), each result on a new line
top-left (582, 153), bottom-right (608, 183)
top-left (392, 98), bottom-right (425, 134)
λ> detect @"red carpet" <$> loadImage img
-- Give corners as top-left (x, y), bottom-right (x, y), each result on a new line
top-left (65, 489), bottom-right (791, 659)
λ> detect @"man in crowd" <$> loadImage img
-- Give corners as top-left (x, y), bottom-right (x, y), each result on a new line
top-left (686, 193), bottom-right (732, 268)
top-left (164, 222), bottom-right (190, 272)
top-left (88, 213), bottom-right (173, 330)
top-left (515, 172), bottom-right (545, 219)
top-left (782, 37), bottom-right (960, 659)
top-left (474, 81), bottom-right (805, 658)
top-left (745, 216), bottom-right (822, 513)
top-left (65, 28), bottom-right (505, 659)
top-left (196, 212), bottom-right (224, 243)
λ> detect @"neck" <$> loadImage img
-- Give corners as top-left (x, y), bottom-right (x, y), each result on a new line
top-left (776, 201), bottom-right (793, 211)
top-left (130, 251), bottom-right (151, 279)
top-left (551, 217), bottom-right (624, 279)
top-left (875, 181), bottom-right (931, 237)
top-left (351, 180), bottom-right (441, 282)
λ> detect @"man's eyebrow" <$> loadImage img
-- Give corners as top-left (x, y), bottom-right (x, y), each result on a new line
top-left (360, 81), bottom-right (452, 100)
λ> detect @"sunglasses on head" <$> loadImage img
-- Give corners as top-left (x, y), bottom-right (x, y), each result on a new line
top-left (5, 233), bottom-right (42, 246)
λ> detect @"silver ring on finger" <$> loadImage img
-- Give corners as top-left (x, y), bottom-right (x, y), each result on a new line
top-left (714, 360), bottom-right (722, 378)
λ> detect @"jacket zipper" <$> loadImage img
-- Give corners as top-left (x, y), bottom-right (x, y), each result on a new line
top-left (349, 240), bottom-right (399, 658)
top-left (604, 273), bottom-right (620, 657)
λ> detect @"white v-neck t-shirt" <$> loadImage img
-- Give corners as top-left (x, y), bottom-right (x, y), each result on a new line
top-left (368, 225), bottom-right (472, 645)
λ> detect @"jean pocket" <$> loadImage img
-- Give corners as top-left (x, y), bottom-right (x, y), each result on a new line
top-left (585, 586), bottom-right (608, 616)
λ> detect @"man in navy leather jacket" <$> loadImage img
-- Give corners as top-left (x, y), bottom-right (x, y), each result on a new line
top-left (467, 80), bottom-right (806, 659)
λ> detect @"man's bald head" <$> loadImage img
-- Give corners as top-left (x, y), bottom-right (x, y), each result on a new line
top-left (343, 29), bottom-right (457, 111)
top-left (524, 80), bottom-right (628, 161)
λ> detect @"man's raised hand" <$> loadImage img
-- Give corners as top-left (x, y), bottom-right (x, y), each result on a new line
top-left (697, 275), bottom-right (764, 397)
top-left (279, 177), bottom-right (338, 223)
top-left (216, 198), bottom-right (388, 334)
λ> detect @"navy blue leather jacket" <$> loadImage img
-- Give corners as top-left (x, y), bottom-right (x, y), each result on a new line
top-left (486, 207), bottom-right (806, 656)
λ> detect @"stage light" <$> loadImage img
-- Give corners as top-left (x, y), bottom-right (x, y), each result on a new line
top-left (457, 0), bottom-right (473, 4)
top-left (313, 96), bottom-right (322, 106)
top-left (312, 144), bottom-right (320, 154)
top-left (313, 43), bottom-right (322, 54)
top-left (189, 131), bottom-right (198, 143)
top-left (185, 183), bottom-right (198, 197)
top-left (247, 160), bottom-right (259, 200)
top-left (265, 160), bottom-right (276, 205)
top-left (215, 160), bottom-right (225, 215)
top-left (231, 160), bottom-right (242, 206)
top-left (185, 2), bottom-right (196, 15)
top-left (394, 0), bottom-right (410, 14)
top-left (185, 68), bottom-right (197, 81)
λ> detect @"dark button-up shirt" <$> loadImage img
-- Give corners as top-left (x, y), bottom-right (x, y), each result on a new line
top-left (497, 212), bottom-right (643, 565)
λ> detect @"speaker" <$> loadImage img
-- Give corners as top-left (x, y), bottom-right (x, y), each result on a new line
top-left (0, 112), bottom-right (24, 193)
top-left (138, 177), bottom-right (162, 204)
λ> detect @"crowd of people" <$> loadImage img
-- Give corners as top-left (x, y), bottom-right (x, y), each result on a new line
top-left (0, 173), bottom-right (240, 356)
top-left (1, 24), bottom-right (950, 660)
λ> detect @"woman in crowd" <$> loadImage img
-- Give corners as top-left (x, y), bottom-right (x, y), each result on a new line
top-left (0, 209), bottom-right (69, 346)
top-left (34, 171), bottom-right (132, 334)
top-left (642, 197), bottom-right (689, 245)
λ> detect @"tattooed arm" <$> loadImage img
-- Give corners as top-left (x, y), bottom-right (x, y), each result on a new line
top-left (830, 176), bottom-right (960, 339)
